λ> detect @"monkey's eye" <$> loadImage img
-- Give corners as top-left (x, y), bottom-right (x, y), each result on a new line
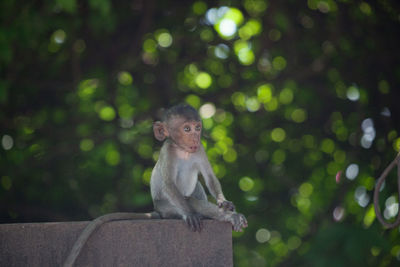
top-left (183, 126), bottom-right (191, 132)
top-left (195, 125), bottom-right (202, 131)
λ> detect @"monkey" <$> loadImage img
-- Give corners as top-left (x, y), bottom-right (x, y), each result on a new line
top-left (151, 104), bottom-right (247, 232)
top-left (63, 104), bottom-right (247, 267)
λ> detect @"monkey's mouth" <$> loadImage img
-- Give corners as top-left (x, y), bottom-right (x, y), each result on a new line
top-left (189, 146), bottom-right (198, 152)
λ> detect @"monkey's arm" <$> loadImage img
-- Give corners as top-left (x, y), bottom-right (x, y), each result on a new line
top-left (198, 145), bottom-right (235, 211)
top-left (187, 198), bottom-right (248, 232)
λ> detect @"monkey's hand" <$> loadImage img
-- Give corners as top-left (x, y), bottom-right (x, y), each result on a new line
top-left (218, 200), bottom-right (235, 212)
top-left (183, 212), bottom-right (203, 232)
top-left (231, 213), bottom-right (248, 232)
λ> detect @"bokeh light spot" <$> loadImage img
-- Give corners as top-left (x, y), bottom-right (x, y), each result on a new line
top-left (2, 135), bottom-right (14, 150)
top-left (354, 186), bottom-right (369, 207)
top-left (224, 7), bottom-right (244, 25)
top-left (143, 39), bottom-right (157, 53)
top-left (53, 29), bottom-right (66, 44)
top-left (272, 149), bottom-right (286, 164)
top-left (299, 183), bottom-right (313, 197)
top-left (244, 0), bottom-right (268, 16)
top-left (378, 80), bottom-right (390, 94)
top-left (1, 176), bottom-right (12, 190)
top-left (363, 205), bottom-right (376, 227)
top-left (239, 19), bottom-right (262, 40)
top-left (257, 84), bottom-right (273, 103)
top-left (218, 19), bottom-right (237, 37)
top-left (346, 163), bottom-right (359, 180)
top-left (287, 236), bottom-right (302, 250)
top-left (272, 56), bottom-right (287, 71)
top-left (193, 1), bottom-right (207, 15)
top-left (384, 196), bottom-right (399, 220)
top-left (239, 176), bottom-right (254, 191)
top-left (118, 71), bottom-right (133, 86)
top-left (142, 168), bottom-right (153, 185)
top-left (213, 8), bottom-right (243, 39)
top-left (73, 39), bottom-right (86, 53)
top-left (214, 44), bottom-right (230, 59)
top-left (238, 48), bottom-right (255, 65)
top-left (359, 2), bottom-right (372, 16)
top-left (105, 150), bottom-right (120, 166)
top-left (255, 228), bottom-right (271, 243)
top-left (347, 86), bottom-right (360, 101)
top-left (118, 104), bottom-right (135, 119)
top-left (231, 92), bottom-right (246, 108)
top-left (265, 98), bottom-right (278, 111)
top-left (223, 148), bottom-right (237, 162)
top-left (393, 137), bottom-right (400, 152)
top-left (199, 103), bottom-right (216, 119)
top-left (279, 88), bottom-right (293, 104)
top-left (185, 94), bottom-right (201, 108)
top-left (195, 72), bottom-right (212, 89)
top-left (333, 206), bottom-right (345, 221)
top-left (268, 29), bottom-right (282, 41)
top-left (205, 8), bottom-right (219, 25)
top-left (80, 139), bottom-right (94, 151)
top-left (271, 128), bottom-right (286, 142)
top-left (157, 32), bottom-right (173, 48)
top-left (78, 79), bottom-right (98, 100)
top-left (291, 108), bottom-right (307, 123)
top-left (200, 28), bottom-right (214, 42)
top-left (320, 138), bottom-right (335, 154)
top-left (234, 40), bottom-right (255, 65)
top-left (245, 97), bottom-right (260, 112)
top-left (99, 106), bottom-right (116, 121)
top-left (138, 143), bottom-right (153, 159)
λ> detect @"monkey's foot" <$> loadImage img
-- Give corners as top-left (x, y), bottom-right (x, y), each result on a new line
top-left (183, 213), bottom-right (203, 232)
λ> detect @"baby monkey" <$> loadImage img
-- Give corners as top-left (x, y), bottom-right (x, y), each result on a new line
top-left (151, 104), bottom-right (247, 232)
top-left (63, 104), bottom-right (247, 267)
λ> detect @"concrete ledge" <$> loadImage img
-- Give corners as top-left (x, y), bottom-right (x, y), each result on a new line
top-left (0, 219), bottom-right (232, 267)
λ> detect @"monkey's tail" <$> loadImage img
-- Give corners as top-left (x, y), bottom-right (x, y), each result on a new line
top-left (63, 212), bottom-right (160, 267)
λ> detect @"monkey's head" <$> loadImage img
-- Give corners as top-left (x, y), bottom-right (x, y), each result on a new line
top-left (153, 104), bottom-right (202, 153)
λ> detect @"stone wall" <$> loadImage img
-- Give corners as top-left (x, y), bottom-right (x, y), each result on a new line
top-left (0, 219), bottom-right (232, 267)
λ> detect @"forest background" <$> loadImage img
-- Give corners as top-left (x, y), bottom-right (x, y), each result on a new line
top-left (1, 0), bottom-right (400, 266)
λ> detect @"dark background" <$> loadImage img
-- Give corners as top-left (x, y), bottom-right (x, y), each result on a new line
top-left (1, 0), bottom-right (400, 266)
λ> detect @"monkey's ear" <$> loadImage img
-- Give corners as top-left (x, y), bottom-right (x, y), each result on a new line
top-left (153, 121), bottom-right (169, 141)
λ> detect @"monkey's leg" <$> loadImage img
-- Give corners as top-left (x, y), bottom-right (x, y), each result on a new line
top-left (153, 182), bottom-right (207, 220)
top-left (154, 198), bottom-right (205, 231)
top-left (153, 199), bottom-right (181, 219)
top-left (187, 198), bottom-right (247, 231)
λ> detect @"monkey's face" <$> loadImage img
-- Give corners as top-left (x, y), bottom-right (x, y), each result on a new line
top-left (169, 117), bottom-right (202, 153)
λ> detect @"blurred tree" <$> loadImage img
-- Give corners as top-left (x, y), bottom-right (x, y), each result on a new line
top-left (1, 0), bottom-right (400, 266)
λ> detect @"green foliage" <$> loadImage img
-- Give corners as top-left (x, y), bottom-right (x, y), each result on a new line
top-left (1, 0), bottom-right (400, 266)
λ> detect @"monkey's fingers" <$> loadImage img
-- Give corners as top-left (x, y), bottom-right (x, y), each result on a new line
top-left (185, 216), bottom-right (195, 231)
top-left (194, 216), bottom-right (203, 232)
top-left (233, 222), bottom-right (242, 232)
top-left (240, 215), bottom-right (248, 228)
top-left (231, 213), bottom-right (248, 232)
top-left (194, 214), bottom-right (203, 232)
top-left (231, 214), bottom-right (241, 232)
